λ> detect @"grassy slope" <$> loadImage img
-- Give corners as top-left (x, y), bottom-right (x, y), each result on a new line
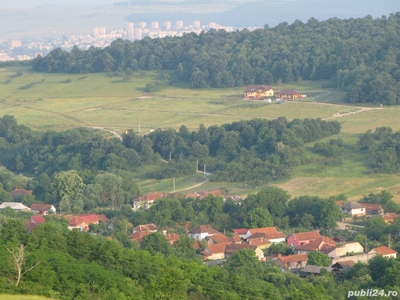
top-left (0, 67), bottom-right (399, 202)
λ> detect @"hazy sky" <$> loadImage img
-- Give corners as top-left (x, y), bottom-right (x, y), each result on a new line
top-left (0, 0), bottom-right (115, 8)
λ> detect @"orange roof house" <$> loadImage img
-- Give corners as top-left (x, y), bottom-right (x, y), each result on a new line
top-left (287, 231), bottom-right (321, 247)
top-left (244, 237), bottom-right (272, 249)
top-left (132, 192), bottom-right (174, 210)
top-left (276, 254), bottom-right (309, 271)
top-left (132, 223), bottom-right (158, 233)
top-left (295, 236), bottom-right (337, 254)
top-left (165, 233), bottom-right (180, 245)
top-left (244, 85), bottom-right (274, 100)
top-left (30, 204), bottom-right (56, 215)
top-left (130, 231), bottom-right (152, 244)
top-left (11, 188), bottom-right (32, 197)
top-left (188, 225), bottom-right (220, 241)
top-left (244, 227), bottom-right (286, 243)
top-left (276, 89), bottom-right (302, 100)
top-left (369, 246), bottom-right (397, 259)
top-left (383, 213), bottom-right (398, 223)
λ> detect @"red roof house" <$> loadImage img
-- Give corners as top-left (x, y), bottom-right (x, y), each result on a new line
top-left (30, 204), bottom-right (56, 215)
top-left (287, 231), bottom-right (321, 247)
top-left (11, 188), bottom-right (32, 197)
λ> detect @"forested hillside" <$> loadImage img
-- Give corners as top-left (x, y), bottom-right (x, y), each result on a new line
top-left (32, 13), bottom-right (400, 104)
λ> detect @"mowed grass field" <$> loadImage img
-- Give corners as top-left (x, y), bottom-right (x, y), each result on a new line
top-left (1, 67), bottom-right (399, 201)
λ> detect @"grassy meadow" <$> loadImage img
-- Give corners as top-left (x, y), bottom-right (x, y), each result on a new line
top-left (1, 67), bottom-right (399, 202)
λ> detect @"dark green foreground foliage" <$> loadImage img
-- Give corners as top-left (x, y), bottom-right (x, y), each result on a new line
top-left (33, 13), bottom-right (400, 104)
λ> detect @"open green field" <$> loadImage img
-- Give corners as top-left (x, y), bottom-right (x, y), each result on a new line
top-left (1, 67), bottom-right (399, 202)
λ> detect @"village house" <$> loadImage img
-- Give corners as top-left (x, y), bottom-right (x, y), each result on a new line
top-left (224, 244), bottom-right (264, 260)
top-left (132, 223), bottom-right (158, 234)
top-left (188, 225), bottom-right (220, 240)
top-left (244, 227), bottom-right (286, 243)
top-left (340, 202), bottom-right (366, 217)
top-left (244, 237), bottom-right (272, 250)
top-left (295, 236), bottom-right (337, 254)
top-left (30, 204), bottom-right (56, 215)
top-left (383, 213), bottom-right (398, 223)
top-left (164, 233), bottom-right (180, 245)
top-left (185, 190), bottom-right (225, 200)
top-left (300, 265), bottom-right (333, 276)
top-left (359, 203), bottom-right (384, 215)
top-left (243, 85), bottom-right (274, 100)
top-left (0, 202), bottom-right (31, 211)
top-left (201, 243), bottom-right (229, 260)
top-left (275, 89), bottom-right (302, 100)
top-left (275, 254), bottom-right (308, 271)
top-left (369, 246), bottom-right (397, 259)
top-left (65, 214), bottom-right (109, 231)
top-left (287, 231), bottom-right (321, 247)
top-left (331, 260), bottom-right (355, 273)
top-left (11, 188), bottom-right (33, 197)
top-left (331, 253), bottom-right (376, 265)
top-left (207, 233), bottom-right (241, 245)
top-left (130, 231), bottom-right (152, 244)
top-left (132, 192), bottom-right (174, 211)
top-left (327, 242), bottom-right (364, 258)
top-left (201, 243), bottom-right (264, 261)
top-left (27, 215), bottom-right (46, 231)
top-left (232, 228), bottom-right (248, 239)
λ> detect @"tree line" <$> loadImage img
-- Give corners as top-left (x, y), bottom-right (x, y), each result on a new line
top-left (0, 115), bottom-right (341, 187)
top-left (32, 13), bottom-right (400, 104)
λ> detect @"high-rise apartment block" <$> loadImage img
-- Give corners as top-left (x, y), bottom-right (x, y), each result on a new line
top-left (175, 20), bottom-right (184, 29)
top-left (193, 20), bottom-right (201, 28)
top-left (126, 22), bottom-right (134, 39)
top-left (134, 28), bottom-right (143, 40)
top-left (8, 40), bottom-right (22, 49)
top-left (164, 21), bottom-right (172, 30)
top-left (138, 22), bottom-right (147, 29)
top-left (151, 22), bottom-right (159, 29)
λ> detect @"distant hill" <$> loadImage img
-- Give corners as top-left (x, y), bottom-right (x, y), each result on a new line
top-left (126, 0), bottom-right (400, 28)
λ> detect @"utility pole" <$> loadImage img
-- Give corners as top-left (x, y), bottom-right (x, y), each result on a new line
top-left (169, 152), bottom-right (172, 161)
top-left (196, 160), bottom-right (198, 172)
top-left (173, 177), bottom-right (175, 192)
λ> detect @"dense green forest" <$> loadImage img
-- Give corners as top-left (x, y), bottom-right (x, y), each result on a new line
top-left (32, 13), bottom-right (400, 105)
top-left (0, 115), bottom-right (341, 186)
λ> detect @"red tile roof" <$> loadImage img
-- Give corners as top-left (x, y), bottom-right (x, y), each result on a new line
top-left (383, 213), bottom-right (398, 221)
top-left (11, 188), bottom-right (32, 197)
top-left (295, 236), bottom-right (337, 251)
top-left (165, 233), bottom-right (180, 245)
top-left (372, 246), bottom-right (397, 256)
top-left (133, 223), bottom-right (157, 233)
top-left (134, 192), bottom-right (166, 202)
top-left (292, 231), bottom-right (321, 242)
top-left (244, 85), bottom-right (273, 93)
top-left (278, 254), bottom-right (309, 263)
top-left (30, 204), bottom-right (53, 211)
top-left (225, 243), bottom-right (258, 254)
top-left (188, 225), bottom-right (220, 235)
top-left (232, 228), bottom-right (248, 235)
top-left (360, 203), bottom-right (383, 212)
top-left (78, 214), bottom-right (109, 224)
top-left (203, 243), bottom-right (230, 255)
top-left (277, 89), bottom-right (301, 95)
top-left (244, 238), bottom-right (271, 247)
top-left (247, 227), bottom-right (285, 240)
top-left (130, 231), bottom-right (151, 243)
top-left (68, 216), bottom-right (87, 227)
top-left (208, 234), bottom-right (231, 244)
top-left (31, 215), bottom-right (46, 225)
